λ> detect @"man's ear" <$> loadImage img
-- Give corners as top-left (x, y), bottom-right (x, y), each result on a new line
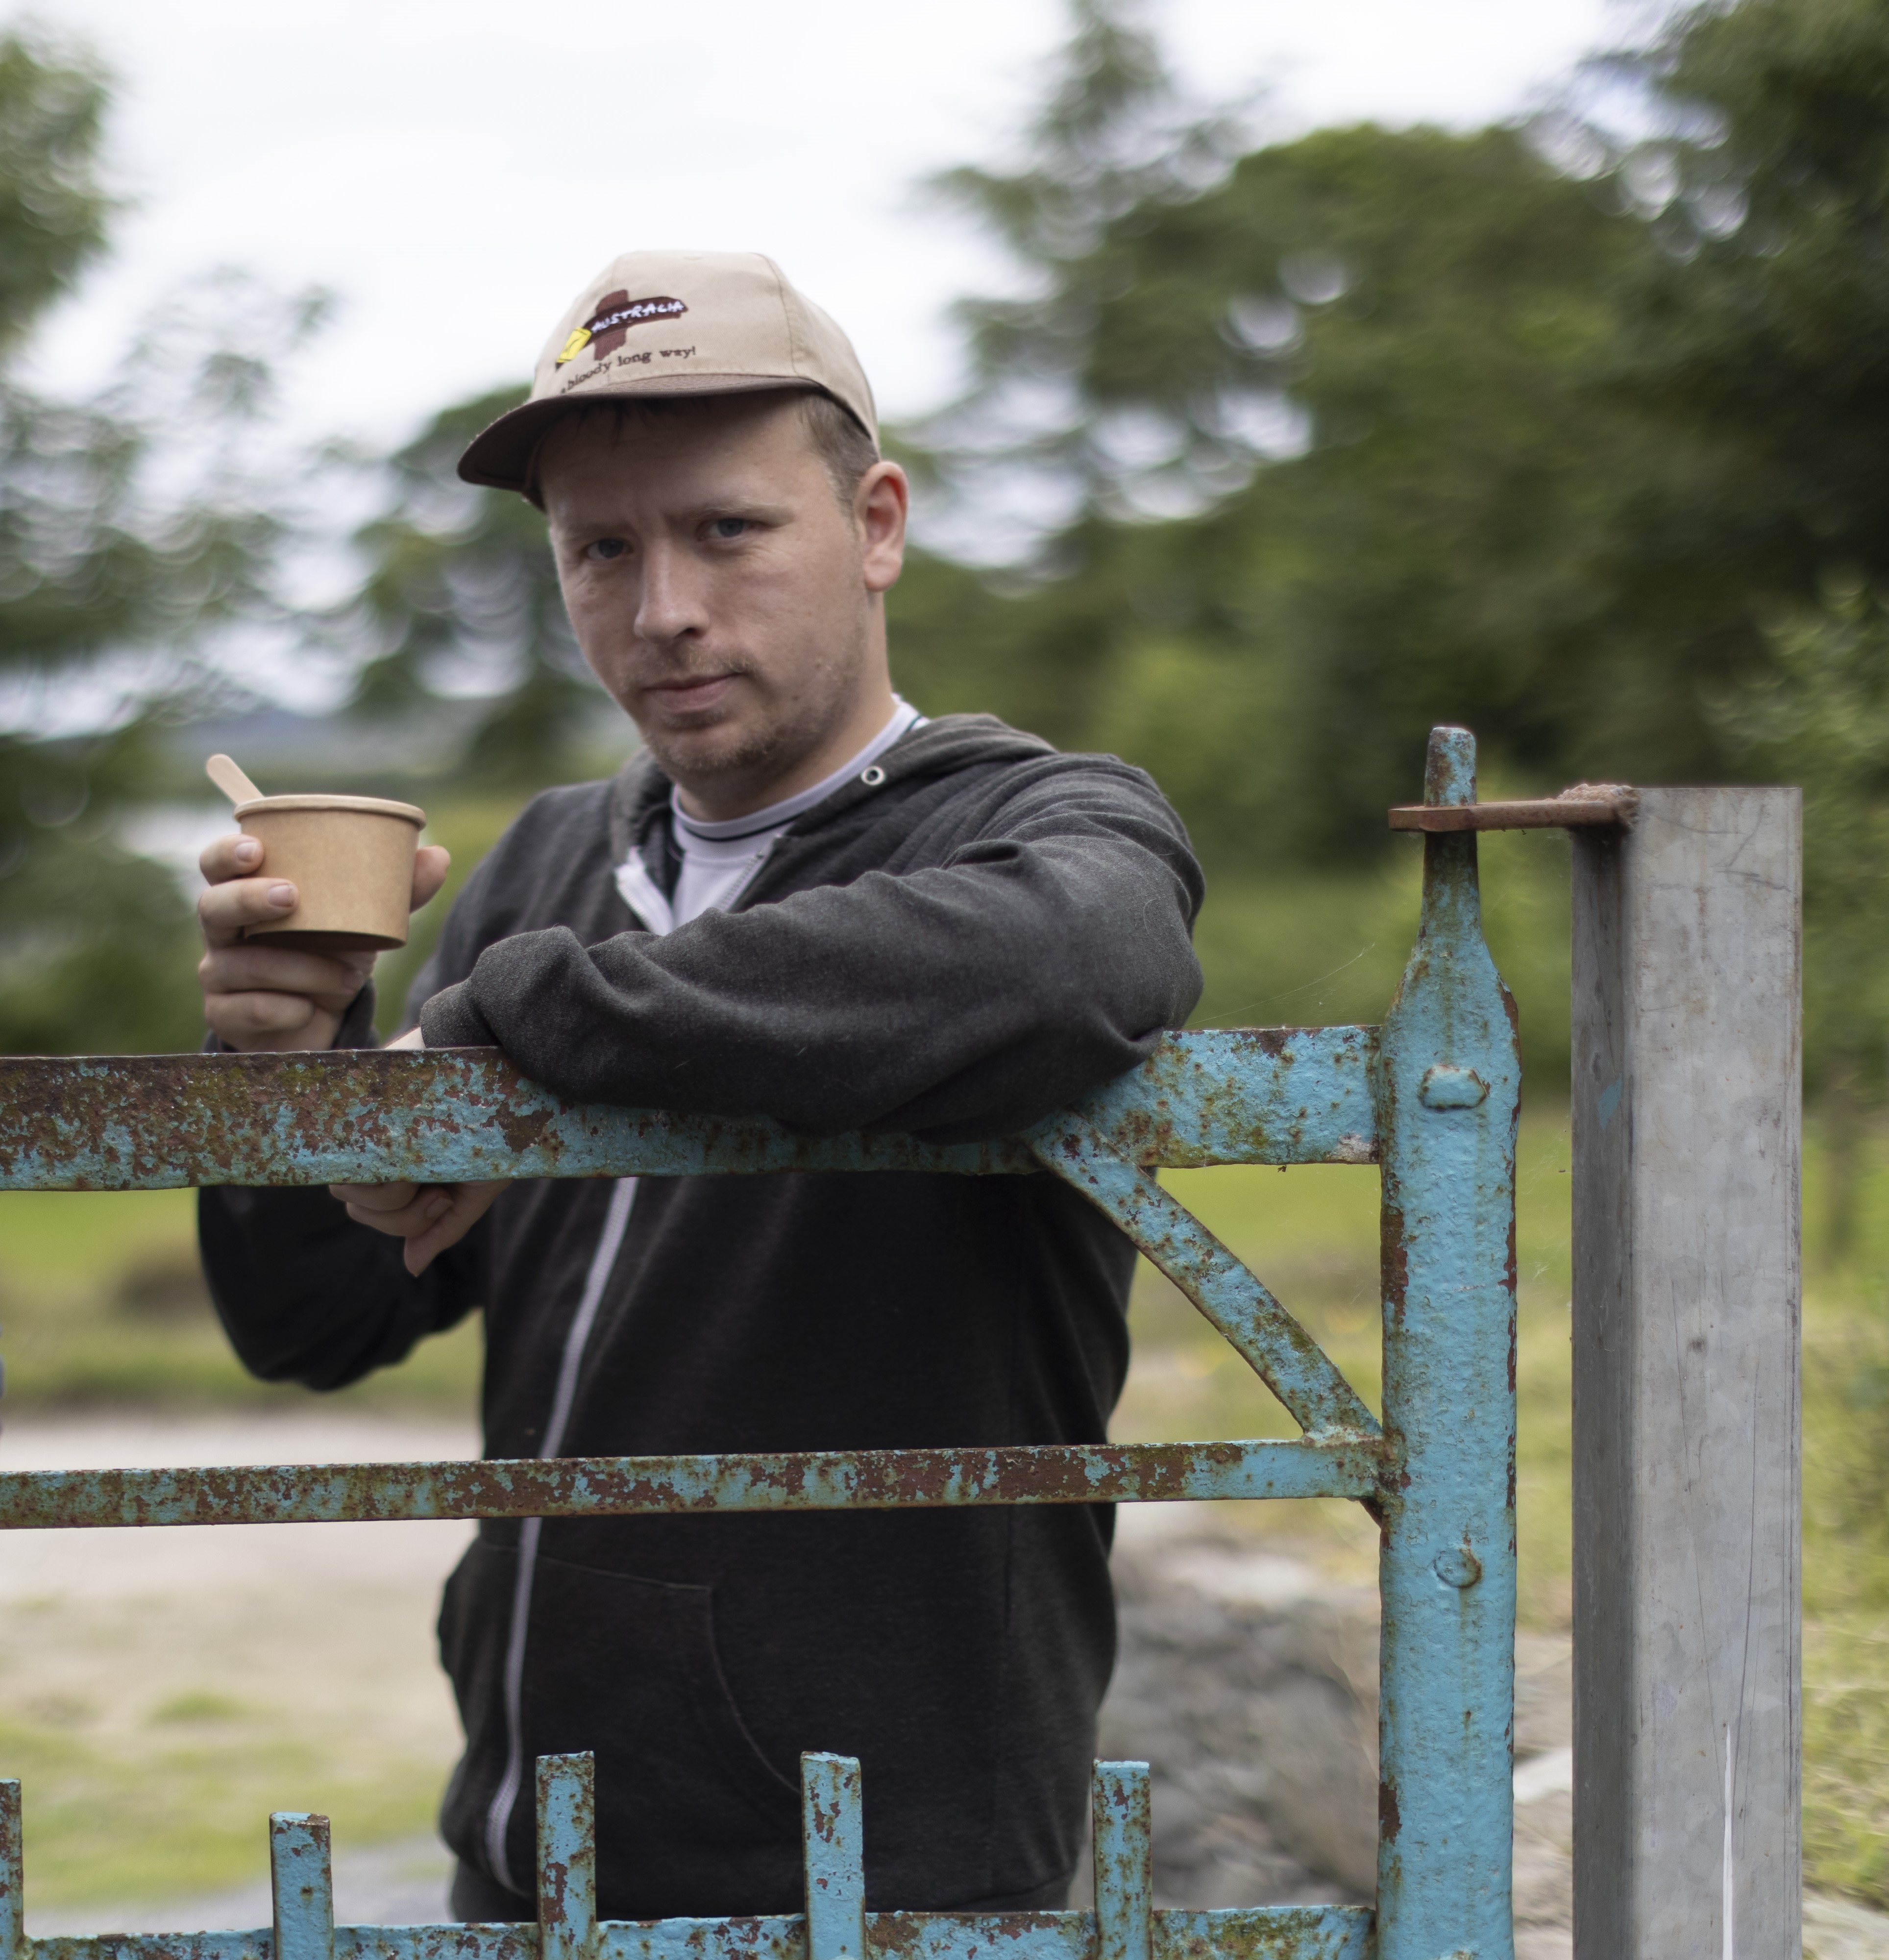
top-left (858, 462), bottom-right (908, 594)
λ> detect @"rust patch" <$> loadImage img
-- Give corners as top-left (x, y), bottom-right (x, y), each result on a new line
top-left (1377, 1775), bottom-right (1401, 1842)
top-left (1380, 1205), bottom-right (1408, 1323)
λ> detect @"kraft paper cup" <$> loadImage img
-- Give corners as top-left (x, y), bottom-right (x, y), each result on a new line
top-left (236, 794), bottom-right (427, 953)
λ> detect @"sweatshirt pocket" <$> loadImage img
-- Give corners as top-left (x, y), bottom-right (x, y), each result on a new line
top-left (439, 1539), bottom-right (802, 1919)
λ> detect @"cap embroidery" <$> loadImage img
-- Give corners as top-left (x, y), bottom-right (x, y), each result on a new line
top-left (556, 292), bottom-right (688, 367)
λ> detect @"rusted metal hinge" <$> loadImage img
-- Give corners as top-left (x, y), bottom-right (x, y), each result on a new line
top-left (1389, 782), bottom-right (1638, 833)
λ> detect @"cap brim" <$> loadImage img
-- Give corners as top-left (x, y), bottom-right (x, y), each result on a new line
top-left (458, 374), bottom-right (832, 494)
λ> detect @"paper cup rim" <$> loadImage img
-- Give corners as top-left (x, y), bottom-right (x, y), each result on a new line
top-left (235, 794), bottom-right (426, 825)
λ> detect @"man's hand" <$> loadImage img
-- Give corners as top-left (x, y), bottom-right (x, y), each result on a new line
top-left (197, 833), bottom-right (450, 1052)
top-left (327, 1171), bottom-right (507, 1278)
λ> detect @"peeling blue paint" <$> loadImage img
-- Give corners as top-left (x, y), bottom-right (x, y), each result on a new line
top-left (0, 723), bottom-right (1519, 1959)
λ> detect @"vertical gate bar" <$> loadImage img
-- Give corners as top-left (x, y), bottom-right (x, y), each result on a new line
top-left (537, 1753), bottom-right (597, 1960)
top-left (800, 1754), bottom-right (866, 1960)
top-left (269, 1814), bottom-right (334, 1960)
top-left (1570, 790), bottom-right (1802, 1960)
top-left (1374, 726), bottom-right (1520, 1960)
top-left (0, 1781), bottom-right (21, 1960)
top-left (1090, 1762), bottom-right (1152, 1960)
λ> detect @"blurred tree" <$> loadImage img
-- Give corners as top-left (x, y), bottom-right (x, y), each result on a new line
top-left (899, 0), bottom-right (1680, 868)
top-left (0, 25), bottom-right (317, 1054)
top-left (898, 0), bottom-right (1889, 882)
top-left (1715, 587), bottom-right (1889, 1258)
top-left (330, 387), bottom-right (613, 786)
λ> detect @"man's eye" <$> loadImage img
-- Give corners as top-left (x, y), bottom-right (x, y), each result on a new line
top-left (710, 518), bottom-right (750, 540)
top-left (585, 538), bottom-right (628, 562)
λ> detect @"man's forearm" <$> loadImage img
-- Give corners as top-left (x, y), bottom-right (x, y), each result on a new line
top-left (418, 828), bottom-right (1202, 1139)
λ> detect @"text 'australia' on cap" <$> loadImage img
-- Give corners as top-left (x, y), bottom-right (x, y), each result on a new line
top-left (457, 250), bottom-right (880, 495)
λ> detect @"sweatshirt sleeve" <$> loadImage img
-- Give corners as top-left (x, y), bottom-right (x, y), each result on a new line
top-left (198, 1182), bottom-right (487, 1391)
top-left (419, 759), bottom-right (1204, 1142)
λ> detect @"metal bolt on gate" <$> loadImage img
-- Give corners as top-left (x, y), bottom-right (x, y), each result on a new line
top-left (0, 725), bottom-right (1528, 1960)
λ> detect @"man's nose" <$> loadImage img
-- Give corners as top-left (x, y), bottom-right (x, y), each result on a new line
top-left (634, 540), bottom-right (710, 644)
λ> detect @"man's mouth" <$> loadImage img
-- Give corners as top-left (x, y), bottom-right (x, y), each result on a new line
top-left (643, 672), bottom-right (738, 714)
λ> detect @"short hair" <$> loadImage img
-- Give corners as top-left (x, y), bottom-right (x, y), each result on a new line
top-left (526, 388), bottom-right (879, 512)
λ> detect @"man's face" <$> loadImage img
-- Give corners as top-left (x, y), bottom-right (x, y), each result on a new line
top-left (539, 394), bottom-right (905, 801)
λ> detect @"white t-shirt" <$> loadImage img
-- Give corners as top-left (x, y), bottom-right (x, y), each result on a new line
top-left (613, 699), bottom-right (925, 936)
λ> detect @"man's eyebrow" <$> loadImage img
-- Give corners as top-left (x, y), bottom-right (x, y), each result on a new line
top-left (687, 493), bottom-right (793, 519)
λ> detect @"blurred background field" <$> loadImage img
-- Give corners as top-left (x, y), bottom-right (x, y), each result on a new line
top-left (1, 0), bottom-right (1887, 1924)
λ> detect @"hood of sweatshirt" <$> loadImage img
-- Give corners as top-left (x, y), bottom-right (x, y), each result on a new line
top-left (605, 712), bottom-right (1057, 871)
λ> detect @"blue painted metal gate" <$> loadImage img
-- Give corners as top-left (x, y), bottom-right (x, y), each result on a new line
top-left (0, 726), bottom-right (1522, 1960)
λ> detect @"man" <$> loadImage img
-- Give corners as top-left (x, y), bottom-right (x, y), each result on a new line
top-left (196, 251), bottom-right (1203, 1923)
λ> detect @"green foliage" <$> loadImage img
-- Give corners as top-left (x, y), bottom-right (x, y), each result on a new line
top-left (1714, 587), bottom-right (1889, 1101)
top-left (332, 388), bottom-right (619, 787)
top-left (0, 27), bottom-right (317, 1057)
top-left (0, 29), bottom-right (110, 352)
top-left (891, 0), bottom-right (1889, 895)
top-left (909, 31), bottom-right (1674, 863)
top-left (1709, 585), bottom-right (1889, 1253)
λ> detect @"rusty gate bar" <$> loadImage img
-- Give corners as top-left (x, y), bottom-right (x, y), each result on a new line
top-left (0, 1437), bottom-right (1382, 1530)
top-left (800, 1755), bottom-right (864, 1960)
top-left (1371, 728), bottom-right (1520, 1958)
top-left (0, 724), bottom-right (1521, 1960)
top-left (0, 1026), bottom-right (1378, 1193)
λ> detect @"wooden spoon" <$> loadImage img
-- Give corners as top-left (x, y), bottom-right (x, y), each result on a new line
top-left (205, 753), bottom-right (265, 807)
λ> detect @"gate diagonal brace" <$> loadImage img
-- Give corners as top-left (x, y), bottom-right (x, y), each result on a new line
top-left (1026, 1110), bottom-right (1380, 1444)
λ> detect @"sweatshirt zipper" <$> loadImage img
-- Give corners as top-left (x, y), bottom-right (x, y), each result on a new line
top-left (481, 1174), bottom-right (638, 1893)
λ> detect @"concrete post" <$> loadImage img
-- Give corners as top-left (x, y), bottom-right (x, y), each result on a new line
top-left (1570, 788), bottom-right (1802, 1959)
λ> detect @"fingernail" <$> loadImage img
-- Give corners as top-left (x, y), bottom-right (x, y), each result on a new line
top-left (267, 882), bottom-right (295, 908)
top-left (234, 839), bottom-right (260, 866)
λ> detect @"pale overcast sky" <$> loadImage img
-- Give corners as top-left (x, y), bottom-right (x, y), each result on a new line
top-left (16, 0), bottom-right (1631, 454)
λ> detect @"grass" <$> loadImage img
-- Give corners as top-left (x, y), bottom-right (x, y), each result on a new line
top-left (0, 1713), bottom-right (441, 1911)
top-left (0, 1186), bottom-right (481, 1411)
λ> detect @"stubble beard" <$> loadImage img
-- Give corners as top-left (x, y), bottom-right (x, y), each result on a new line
top-left (636, 627), bottom-right (871, 803)
top-left (637, 674), bottom-right (854, 803)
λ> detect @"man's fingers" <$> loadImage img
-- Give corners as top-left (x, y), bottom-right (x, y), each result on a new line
top-left (199, 832), bottom-right (265, 885)
top-left (402, 1179), bottom-right (507, 1276)
top-left (412, 845), bottom-right (451, 911)
top-left (344, 1193), bottom-right (451, 1236)
top-left (200, 941), bottom-right (368, 1006)
top-left (205, 989), bottom-right (321, 1041)
top-left (197, 873), bottom-right (301, 948)
top-left (329, 1180), bottom-right (423, 1213)
top-left (323, 1177), bottom-right (505, 1275)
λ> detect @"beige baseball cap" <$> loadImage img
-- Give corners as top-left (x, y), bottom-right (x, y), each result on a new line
top-left (457, 250), bottom-right (879, 494)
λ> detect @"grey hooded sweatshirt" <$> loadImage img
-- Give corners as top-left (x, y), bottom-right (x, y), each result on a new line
top-left (198, 713), bottom-right (1204, 1923)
